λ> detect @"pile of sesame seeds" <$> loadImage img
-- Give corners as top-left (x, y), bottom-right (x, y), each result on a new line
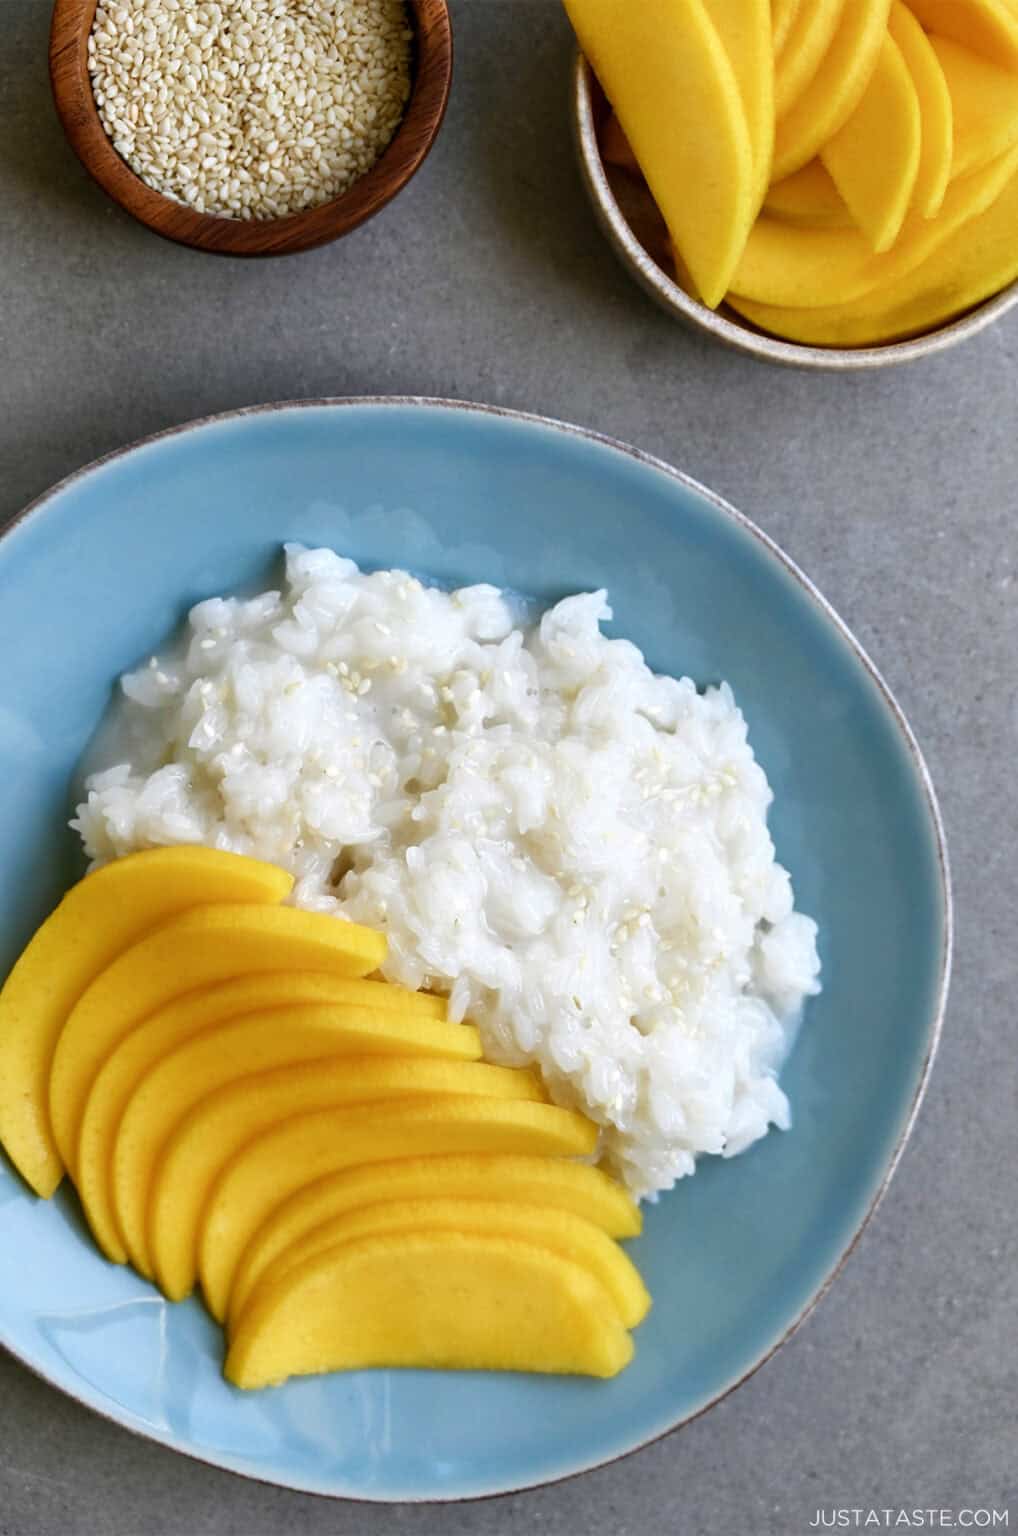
top-left (87, 0), bottom-right (413, 220)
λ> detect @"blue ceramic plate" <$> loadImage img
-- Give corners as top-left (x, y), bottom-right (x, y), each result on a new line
top-left (0, 399), bottom-right (950, 1501)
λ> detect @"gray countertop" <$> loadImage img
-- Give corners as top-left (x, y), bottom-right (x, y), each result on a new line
top-left (1, 2), bottom-right (1015, 1532)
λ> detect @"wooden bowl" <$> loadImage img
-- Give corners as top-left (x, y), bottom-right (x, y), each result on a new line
top-left (572, 55), bottom-right (1018, 371)
top-left (49, 0), bottom-right (453, 256)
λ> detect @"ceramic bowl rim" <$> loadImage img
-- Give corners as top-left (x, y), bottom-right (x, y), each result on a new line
top-left (0, 395), bottom-right (953, 1501)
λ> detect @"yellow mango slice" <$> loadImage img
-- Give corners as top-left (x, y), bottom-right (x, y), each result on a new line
top-left (821, 34), bottom-right (922, 251)
top-left (932, 35), bottom-right (1018, 180)
top-left (227, 1154), bottom-right (642, 1327)
top-left (889, 2), bottom-right (954, 215)
top-left (774, 0), bottom-right (893, 180)
top-left (225, 1231), bottom-right (633, 1387)
top-left (731, 140), bottom-right (1018, 304)
top-left (0, 847), bottom-right (291, 1198)
top-left (563, 0), bottom-right (755, 307)
top-left (728, 158), bottom-right (1018, 342)
top-left (704, 0), bottom-right (776, 205)
top-left (196, 1097), bottom-right (600, 1317)
top-left (131, 1056), bottom-right (543, 1286)
top-left (87, 998), bottom-right (482, 1266)
top-left (775, 0), bottom-right (846, 116)
top-left (47, 904), bottom-right (387, 1175)
top-left (154, 1083), bottom-right (588, 1303)
top-left (115, 1024), bottom-right (522, 1274)
top-left (907, 0), bottom-right (1018, 68)
top-left (763, 159), bottom-right (855, 225)
top-left (237, 1199), bottom-right (650, 1331)
top-left (773, 0), bottom-right (804, 54)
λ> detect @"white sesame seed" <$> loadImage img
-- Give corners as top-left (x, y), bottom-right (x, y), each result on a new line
top-left (88, 0), bottom-right (412, 219)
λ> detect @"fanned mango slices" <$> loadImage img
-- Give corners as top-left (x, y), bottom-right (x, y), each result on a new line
top-left (83, 1001), bottom-right (486, 1266)
top-left (48, 902), bottom-right (387, 1174)
top-left (226, 1232), bottom-right (635, 1387)
top-left (1, 846), bottom-right (652, 1383)
top-left (76, 970), bottom-right (456, 1259)
top-left (234, 1199), bottom-right (651, 1333)
top-left (573, 0), bottom-right (1018, 339)
top-left (226, 1154), bottom-right (642, 1328)
top-left (0, 847), bottom-right (292, 1196)
top-left (138, 1063), bottom-right (550, 1293)
top-left (196, 1096), bottom-right (601, 1320)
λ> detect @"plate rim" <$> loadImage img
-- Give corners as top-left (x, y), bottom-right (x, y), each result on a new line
top-left (0, 395), bottom-right (953, 1502)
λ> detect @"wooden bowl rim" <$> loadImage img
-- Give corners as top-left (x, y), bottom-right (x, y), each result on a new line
top-left (49, 0), bottom-right (453, 256)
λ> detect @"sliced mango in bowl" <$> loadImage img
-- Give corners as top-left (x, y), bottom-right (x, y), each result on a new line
top-left (730, 141), bottom-right (1018, 307)
top-left (773, 0), bottom-right (893, 180)
top-left (704, 0), bottom-right (776, 204)
top-left (907, 0), bottom-right (1018, 68)
top-left (773, 0), bottom-right (805, 53)
top-left (563, 0), bottom-right (756, 306)
top-left (934, 33), bottom-right (1018, 177)
top-left (889, 1), bottom-right (954, 216)
top-left (764, 159), bottom-right (856, 226)
top-left (820, 31), bottom-right (922, 251)
top-left (729, 154), bottom-right (1018, 341)
top-left (570, 0), bottom-right (1018, 343)
top-left (775, 0), bottom-right (847, 116)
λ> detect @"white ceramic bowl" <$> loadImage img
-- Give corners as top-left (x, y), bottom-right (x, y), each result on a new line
top-left (572, 54), bottom-right (1018, 371)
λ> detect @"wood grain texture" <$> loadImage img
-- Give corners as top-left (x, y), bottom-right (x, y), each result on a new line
top-left (49, 0), bottom-right (452, 256)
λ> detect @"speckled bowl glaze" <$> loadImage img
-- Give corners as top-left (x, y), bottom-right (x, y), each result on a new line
top-left (0, 398), bottom-right (950, 1500)
top-left (572, 55), bottom-right (1018, 371)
